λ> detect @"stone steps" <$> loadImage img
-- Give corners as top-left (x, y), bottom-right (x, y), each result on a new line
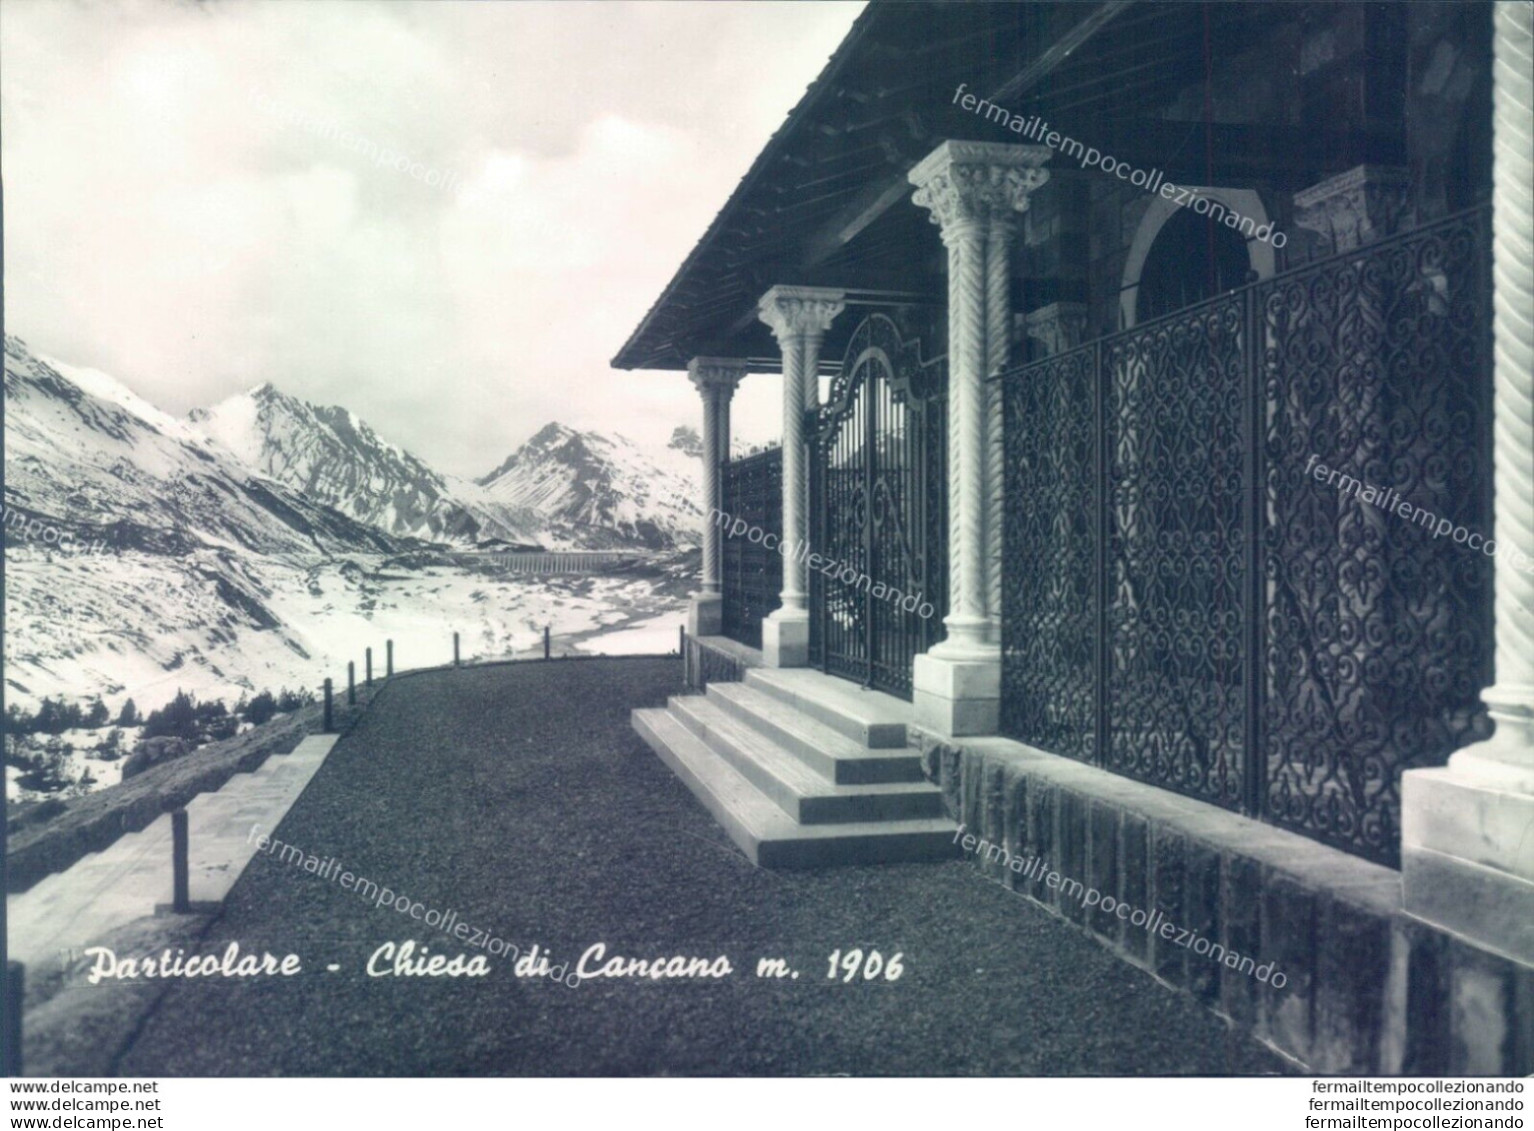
top-left (668, 696), bottom-right (943, 824)
top-left (633, 711), bottom-right (958, 867)
top-left (632, 668), bottom-right (958, 868)
top-left (743, 668), bottom-right (912, 748)
top-left (705, 681), bottom-right (925, 784)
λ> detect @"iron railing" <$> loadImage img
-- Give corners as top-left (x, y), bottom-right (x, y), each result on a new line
top-left (681, 629), bottom-right (749, 693)
top-left (718, 447), bottom-right (783, 649)
top-left (1000, 205), bottom-right (1494, 866)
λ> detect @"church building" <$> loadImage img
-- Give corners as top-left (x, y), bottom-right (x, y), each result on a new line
top-left (614, 0), bottom-right (1531, 1075)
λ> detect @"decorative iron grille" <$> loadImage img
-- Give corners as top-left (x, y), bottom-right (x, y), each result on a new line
top-left (1000, 206), bottom-right (1493, 865)
top-left (1001, 344), bottom-right (1098, 762)
top-left (1104, 296), bottom-right (1250, 809)
top-left (1261, 211), bottom-right (1494, 861)
top-left (682, 630), bottom-right (748, 694)
top-left (719, 447), bottom-right (782, 649)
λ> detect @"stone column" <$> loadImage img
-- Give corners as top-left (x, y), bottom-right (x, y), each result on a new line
top-left (803, 326), bottom-right (828, 413)
top-left (1003, 301), bottom-right (1089, 645)
top-left (1292, 164), bottom-right (1412, 260)
top-left (715, 385), bottom-right (732, 462)
top-left (1021, 301), bottom-right (1090, 358)
top-left (758, 285), bottom-right (846, 667)
top-left (1402, 1), bottom-right (1534, 965)
top-left (909, 140), bottom-right (1051, 735)
top-left (686, 357), bottom-right (748, 638)
top-left (983, 214), bottom-right (1012, 645)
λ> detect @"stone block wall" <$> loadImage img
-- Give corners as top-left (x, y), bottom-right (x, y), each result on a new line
top-left (918, 730), bottom-right (1534, 1075)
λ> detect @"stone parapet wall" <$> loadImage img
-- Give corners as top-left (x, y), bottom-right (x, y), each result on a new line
top-left (915, 729), bottom-right (1534, 1075)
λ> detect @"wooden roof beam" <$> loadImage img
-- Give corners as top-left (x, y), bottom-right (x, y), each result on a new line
top-left (1051, 117), bottom-right (1406, 178)
top-left (797, 2), bottom-right (1134, 272)
top-left (989, 1), bottom-right (1137, 103)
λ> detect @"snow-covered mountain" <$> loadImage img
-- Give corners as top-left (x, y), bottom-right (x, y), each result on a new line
top-left (477, 423), bottom-right (701, 550)
top-left (188, 384), bottom-right (538, 547)
top-left (3, 337), bottom-right (696, 726)
top-left (5, 338), bottom-right (705, 558)
top-left (4, 335), bottom-right (414, 714)
top-left (4, 338), bottom-right (412, 559)
top-left (186, 387), bottom-right (704, 551)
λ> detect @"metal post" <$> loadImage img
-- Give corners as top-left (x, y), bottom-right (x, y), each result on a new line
top-left (172, 809), bottom-right (190, 914)
top-left (679, 624), bottom-right (686, 657)
top-left (366, 647), bottom-right (373, 688)
top-left (454, 632), bottom-right (460, 668)
top-left (323, 678), bottom-right (333, 733)
top-left (4, 961), bottom-right (22, 1076)
top-left (386, 639), bottom-right (393, 677)
top-left (544, 625), bottom-right (551, 660)
top-left (348, 661), bottom-right (356, 706)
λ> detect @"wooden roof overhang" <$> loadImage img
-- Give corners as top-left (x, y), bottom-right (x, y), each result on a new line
top-left (611, 0), bottom-right (1409, 375)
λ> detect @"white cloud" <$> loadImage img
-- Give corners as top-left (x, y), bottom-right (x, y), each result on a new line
top-left (2, 0), bottom-right (864, 474)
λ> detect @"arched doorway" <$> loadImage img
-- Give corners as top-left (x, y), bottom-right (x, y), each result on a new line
top-left (1135, 207), bottom-right (1252, 323)
top-left (1118, 187), bottom-right (1273, 329)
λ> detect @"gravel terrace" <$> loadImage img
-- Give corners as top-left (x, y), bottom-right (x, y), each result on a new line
top-left (114, 657), bottom-right (1292, 1076)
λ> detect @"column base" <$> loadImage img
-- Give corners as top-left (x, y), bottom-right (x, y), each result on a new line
top-left (1448, 717), bottom-right (1534, 791)
top-left (687, 592), bottom-right (723, 638)
top-left (762, 611), bottom-right (809, 669)
top-left (1402, 763), bottom-right (1534, 965)
top-left (913, 651), bottom-right (1000, 737)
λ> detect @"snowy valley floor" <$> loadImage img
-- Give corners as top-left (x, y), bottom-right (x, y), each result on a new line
top-left (5, 550), bottom-right (692, 802)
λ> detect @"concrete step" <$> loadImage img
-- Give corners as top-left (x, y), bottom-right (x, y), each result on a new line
top-left (743, 668), bottom-right (913, 749)
top-left (667, 696), bottom-right (944, 825)
top-left (633, 709), bottom-right (959, 868)
top-left (706, 682), bottom-right (925, 784)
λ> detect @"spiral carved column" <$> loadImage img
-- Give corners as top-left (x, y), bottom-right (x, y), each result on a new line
top-left (945, 237), bottom-right (966, 625)
top-left (1402, 1), bottom-right (1534, 968)
top-left (984, 216), bottom-right (1016, 645)
top-left (700, 384), bottom-right (722, 592)
top-left (801, 328), bottom-right (827, 549)
top-left (758, 286), bottom-right (845, 667)
top-left (714, 388), bottom-right (732, 468)
top-left (909, 140), bottom-right (1050, 733)
top-left (950, 218), bottom-right (990, 652)
top-left (1457, 0), bottom-right (1534, 779)
top-left (778, 329), bottom-right (807, 620)
top-left (803, 330), bottom-right (826, 413)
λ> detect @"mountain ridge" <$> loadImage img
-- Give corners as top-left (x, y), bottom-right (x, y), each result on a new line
top-left (190, 387), bottom-right (700, 551)
top-left (188, 384), bottom-right (534, 547)
top-left (476, 421), bottom-right (700, 551)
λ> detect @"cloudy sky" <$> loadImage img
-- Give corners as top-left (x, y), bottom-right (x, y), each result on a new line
top-left (1, 0), bottom-right (864, 477)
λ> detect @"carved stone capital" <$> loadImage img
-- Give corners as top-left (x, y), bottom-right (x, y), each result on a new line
top-left (908, 140), bottom-right (1052, 235)
top-left (686, 356), bottom-right (748, 396)
top-left (757, 286), bottom-right (846, 344)
top-left (1293, 164), bottom-right (1412, 255)
top-left (1021, 302), bottom-right (1090, 357)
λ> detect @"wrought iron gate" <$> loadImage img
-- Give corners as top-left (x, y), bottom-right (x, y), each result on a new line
top-left (1000, 207), bottom-right (1493, 865)
top-left (808, 314), bottom-right (946, 700)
